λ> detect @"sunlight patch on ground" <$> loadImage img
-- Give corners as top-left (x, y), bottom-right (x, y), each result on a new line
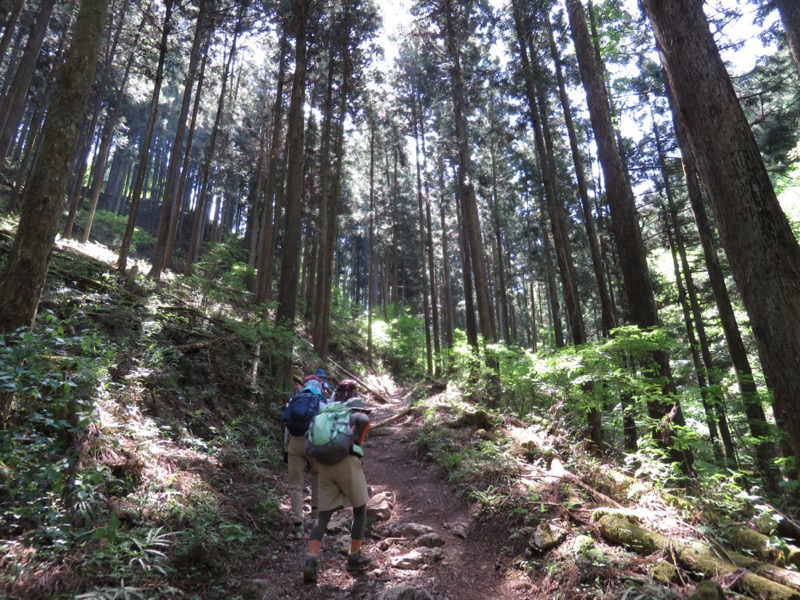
top-left (365, 372), bottom-right (396, 397)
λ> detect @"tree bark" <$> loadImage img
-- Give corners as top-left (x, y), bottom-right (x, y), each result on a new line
top-left (544, 6), bottom-right (616, 336)
top-left (567, 0), bottom-right (691, 472)
top-left (437, 152), bottom-right (455, 351)
top-left (118, 0), bottom-right (173, 273)
top-left (80, 13), bottom-right (144, 244)
top-left (775, 0), bottom-right (800, 79)
top-left (443, 0), bottom-right (496, 347)
top-left (412, 95), bottom-right (433, 377)
top-left (0, 0), bottom-right (56, 163)
top-left (663, 69), bottom-right (780, 490)
top-left (0, 0), bottom-right (25, 68)
top-left (150, 0), bottom-right (212, 279)
top-left (275, 0), bottom-right (312, 390)
top-left (255, 32), bottom-right (289, 305)
top-left (0, 0), bottom-right (108, 332)
top-left (185, 28), bottom-right (236, 275)
top-left (643, 0), bottom-right (800, 472)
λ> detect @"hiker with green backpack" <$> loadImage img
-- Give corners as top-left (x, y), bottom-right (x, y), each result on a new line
top-left (302, 397), bottom-right (374, 582)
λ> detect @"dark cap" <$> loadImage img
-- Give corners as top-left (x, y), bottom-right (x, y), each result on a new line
top-left (346, 397), bottom-right (372, 413)
top-left (315, 368), bottom-right (327, 379)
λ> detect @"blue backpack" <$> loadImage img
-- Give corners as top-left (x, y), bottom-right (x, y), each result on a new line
top-left (282, 390), bottom-right (321, 436)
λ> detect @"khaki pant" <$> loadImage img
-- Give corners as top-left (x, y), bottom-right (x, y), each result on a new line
top-left (317, 455), bottom-right (368, 512)
top-left (287, 434), bottom-right (318, 523)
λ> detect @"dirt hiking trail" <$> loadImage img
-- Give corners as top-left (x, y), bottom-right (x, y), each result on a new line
top-left (249, 384), bottom-right (539, 600)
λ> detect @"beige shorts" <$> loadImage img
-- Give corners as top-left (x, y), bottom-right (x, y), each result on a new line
top-left (317, 455), bottom-right (368, 512)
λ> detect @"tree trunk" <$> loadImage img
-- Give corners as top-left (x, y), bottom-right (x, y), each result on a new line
top-left (274, 0), bottom-right (311, 390)
top-left (437, 152), bottom-right (455, 351)
top-left (0, 0), bottom-right (108, 332)
top-left (63, 0), bottom-right (128, 240)
top-left (0, 0), bottom-right (25, 68)
top-left (367, 115), bottom-right (376, 365)
top-left (643, 0), bottom-right (800, 473)
top-left (443, 0), bottom-right (496, 348)
top-left (312, 56), bottom-right (337, 348)
top-left (255, 32), bottom-right (289, 305)
top-left (775, 0), bottom-right (800, 79)
top-left (164, 31), bottom-right (211, 263)
top-left (185, 27), bottom-right (236, 275)
top-left (537, 188), bottom-right (564, 349)
top-left (80, 14), bottom-right (144, 243)
top-left (544, 6), bottom-right (616, 336)
top-left (118, 0), bottom-right (173, 273)
top-left (150, 0), bottom-right (212, 279)
top-left (0, 0), bottom-right (56, 163)
top-left (456, 178), bottom-right (478, 349)
top-left (567, 0), bottom-right (691, 473)
top-left (663, 69), bottom-right (780, 490)
top-left (412, 96), bottom-right (433, 377)
top-left (419, 103), bottom-right (442, 377)
top-left (664, 208), bottom-right (725, 464)
top-left (488, 114), bottom-right (511, 344)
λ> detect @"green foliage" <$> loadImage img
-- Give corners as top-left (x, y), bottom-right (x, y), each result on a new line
top-left (80, 209), bottom-right (155, 254)
top-left (0, 315), bottom-right (111, 538)
top-left (188, 237), bottom-right (255, 309)
top-left (366, 306), bottom-right (427, 377)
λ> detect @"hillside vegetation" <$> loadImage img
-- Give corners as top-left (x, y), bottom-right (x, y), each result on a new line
top-left (2, 227), bottom-right (800, 600)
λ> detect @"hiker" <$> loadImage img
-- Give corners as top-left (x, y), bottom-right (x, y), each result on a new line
top-left (329, 379), bottom-right (358, 403)
top-left (302, 373), bottom-right (326, 399)
top-left (283, 376), bottom-right (327, 534)
top-left (303, 397), bottom-right (374, 582)
top-left (314, 368), bottom-right (333, 398)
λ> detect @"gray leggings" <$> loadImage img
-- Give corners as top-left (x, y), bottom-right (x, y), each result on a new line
top-left (310, 504), bottom-right (367, 542)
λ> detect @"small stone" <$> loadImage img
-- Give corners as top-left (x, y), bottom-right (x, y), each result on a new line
top-left (415, 533), bottom-right (445, 548)
top-left (382, 585), bottom-right (434, 600)
top-left (392, 550), bottom-right (427, 569)
top-left (531, 522), bottom-right (567, 552)
top-left (451, 523), bottom-right (469, 539)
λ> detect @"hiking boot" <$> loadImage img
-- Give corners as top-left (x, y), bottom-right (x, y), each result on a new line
top-left (346, 550), bottom-right (373, 572)
top-left (303, 554), bottom-right (318, 583)
top-left (292, 521), bottom-right (304, 535)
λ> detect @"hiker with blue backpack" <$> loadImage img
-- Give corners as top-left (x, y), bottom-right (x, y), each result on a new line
top-left (283, 373), bottom-right (328, 534)
top-left (314, 368), bottom-right (333, 398)
top-left (303, 396), bottom-right (374, 582)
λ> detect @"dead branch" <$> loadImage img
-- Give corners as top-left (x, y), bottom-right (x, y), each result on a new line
top-left (327, 358), bottom-right (390, 404)
top-left (371, 406), bottom-right (418, 430)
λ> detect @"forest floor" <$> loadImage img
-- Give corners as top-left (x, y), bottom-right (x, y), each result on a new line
top-left (252, 383), bottom-right (540, 600)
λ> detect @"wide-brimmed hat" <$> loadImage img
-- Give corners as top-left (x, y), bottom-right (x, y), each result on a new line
top-left (346, 397), bottom-right (372, 413)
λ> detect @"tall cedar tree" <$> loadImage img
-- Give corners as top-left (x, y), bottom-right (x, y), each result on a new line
top-left (0, 0), bottom-right (109, 332)
top-left (275, 0), bottom-right (314, 390)
top-left (566, 0), bottom-right (692, 472)
top-left (643, 0), bottom-right (800, 470)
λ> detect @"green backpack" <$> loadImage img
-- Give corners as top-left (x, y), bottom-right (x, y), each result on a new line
top-left (306, 402), bottom-right (354, 464)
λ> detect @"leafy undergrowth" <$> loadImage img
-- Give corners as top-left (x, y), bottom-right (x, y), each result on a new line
top-left (412, 386), bottom-right (800, 599)
top-left (0, 234), bottom-right (371, 599)
top-left (3, 230), bottom-right (800, 599)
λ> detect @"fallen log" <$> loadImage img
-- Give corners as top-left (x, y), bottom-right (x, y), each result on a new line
top-left (596, 514), bottom-right (800, 599)
top-left (725, 525), bottom-right (800, 569)
top-left (371, 406), bottom-right (418, 430)
top-left (327, 358), bottom-right (390, 404)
